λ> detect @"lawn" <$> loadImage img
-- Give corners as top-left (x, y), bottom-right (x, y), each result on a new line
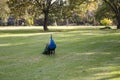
top-left (0, 26), bottom-right (120, 80)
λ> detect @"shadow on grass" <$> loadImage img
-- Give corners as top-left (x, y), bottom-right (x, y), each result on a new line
top-left (0, 29), bottom-right (44, 34)
top-left (0, 29), bottom-right (83, 34)
top-left (56, 34), bottom-right (120, 80)
top-left (98, 74), bottom-right (120, 80)
top-left (87, 38), bottom-right (119, 79)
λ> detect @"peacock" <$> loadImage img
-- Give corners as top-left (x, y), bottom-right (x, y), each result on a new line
top-left (42, 34), bottom-right (56, 55)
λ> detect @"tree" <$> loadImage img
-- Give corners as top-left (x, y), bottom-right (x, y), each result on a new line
top-left (49, 0), bottom-right (85, 25)
top-left (35, 0), bottom-right (52, 31)
top-left (95, 1), bottom-right (114, 25)
top-left (7, 0), bottom-right (100, 29)
top-left (103, 0), bottom-right (120, 29)
top-left (35, 0), bottom-right (69, 31)
top-left (7, 0), bottom-right (35, 26)
top-left (7, 0), bottom-right (66, 30)
top-left (0, 0), bottom-right (9, 23)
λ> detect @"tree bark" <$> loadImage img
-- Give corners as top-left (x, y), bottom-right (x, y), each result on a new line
top-left (117, 19), bottom-right (120, 29)
top-left (117, 24), bottom-right (120, 29)
top-left (35, 0), bottom-right (50, 31)
top-left (42, 0), bottom-right (51, 31)
top-left (116, 15), bottom-right (120, 29)
top-left (43, 11), bottom-right (49, 31)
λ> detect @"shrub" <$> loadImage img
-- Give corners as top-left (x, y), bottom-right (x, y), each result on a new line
top-left (100, 18), bottom-right (112, 26)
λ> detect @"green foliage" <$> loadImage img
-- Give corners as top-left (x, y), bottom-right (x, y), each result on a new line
top-left (95, 2), bottom-right (114, 21)
top-left (0, 0), bottom-right (9, 22)
top-left (26, 16), bottom-right (34, 26)
top-left (103, 0), bottom-right (120, 28)
top-left (7, 0), bottom-right (35, 19)
top-left (100, 18), bottom-right (112, 26)
top-left (95, 0), bottom-right (120, 27)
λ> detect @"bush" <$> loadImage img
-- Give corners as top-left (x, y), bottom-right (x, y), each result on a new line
top-left (100, 18), bottom-right (112, 26)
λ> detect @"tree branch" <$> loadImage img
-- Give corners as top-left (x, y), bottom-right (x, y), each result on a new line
top-left (103, 0), bottom-right (118, 15)
top-left (109, 0), bottom-right (119, 12)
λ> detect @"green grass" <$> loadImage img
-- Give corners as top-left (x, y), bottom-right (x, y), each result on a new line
top-left (0, 26), bottom-right (120, 80)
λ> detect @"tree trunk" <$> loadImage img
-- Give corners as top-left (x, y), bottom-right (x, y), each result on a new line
top-left (43, 12), bottom-right (49, 31)
top-left (117, 23), bottom-right (120, 29)
top-left (66, 19), bottom-right (69, 26)
top-left (116, 15), bottom-right (120, 29)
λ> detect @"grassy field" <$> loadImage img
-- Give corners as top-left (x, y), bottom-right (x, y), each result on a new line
top-left (0, 26), bottom-right (120, 80)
